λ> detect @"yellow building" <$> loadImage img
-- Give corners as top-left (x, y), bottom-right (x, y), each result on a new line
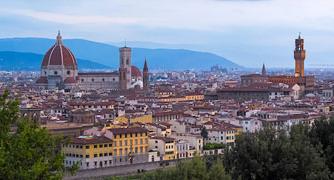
top-left (185, 94), bottom-right (204, 101)
top-left (62, 135), bottom-right (113, 170)
top-left (149, 137), bottom-right (177, 161)
top-left (115, 114), bottom-right (153, 124)
top-left (63, 127), bottom-right (149, 169)
top-left (106, 127), bottom-right (149, 165)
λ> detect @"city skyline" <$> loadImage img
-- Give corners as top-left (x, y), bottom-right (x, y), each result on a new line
top-left (0, 0), bottom-right (334, 67)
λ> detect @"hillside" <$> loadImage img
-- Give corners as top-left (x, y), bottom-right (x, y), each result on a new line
top-left (0, 51), bottom-right (109, 71)
top-left (0, 38), bottom-right (241, 70)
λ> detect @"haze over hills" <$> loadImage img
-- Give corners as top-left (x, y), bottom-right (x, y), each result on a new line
top-left (0, 38), bottom-right (241, 71)
top-left (0, 51), bottom-right (109, 71)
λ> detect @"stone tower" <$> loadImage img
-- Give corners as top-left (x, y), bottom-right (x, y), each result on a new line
top-left (261, 63), bottom-right (267, 76)
top-left (119, 46), bottom-right (132, 90)
top-left (294, 33), bottom-right (306, 77)
top-left (143, 58), bottom-right (149, 90)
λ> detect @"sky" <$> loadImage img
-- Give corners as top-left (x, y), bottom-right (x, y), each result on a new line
top-left (0, 0), bottom-right (334, 68)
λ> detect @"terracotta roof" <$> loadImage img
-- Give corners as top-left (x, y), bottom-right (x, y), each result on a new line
top-left (71, 136), bottom-right (111, 145)
top-left (109, 127), bottom-right (148, 135)
top-left (131, 66), bottom-right (142, 77)
top-left (36, 77), bottom-right (48, 84)
top-left (64, 77), bottom-right (77, 84)
top-left (41, 32), bottom-right (77, 70)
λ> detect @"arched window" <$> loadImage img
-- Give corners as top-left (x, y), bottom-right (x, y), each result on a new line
top-left (67, 71), bottom-right (71, 75)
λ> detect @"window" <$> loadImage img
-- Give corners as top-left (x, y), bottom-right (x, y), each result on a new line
top-left (86, 162), bottom-right (89, 168)
top-left (99, 153), bottom-right (103, 157)
top-left (104, 153), bottom-right (108, 156)
top-left (99, 144), bottom-right (103, 148)
top-left (67, 71), bottom-right (70, 75)
top-left (94, 154), bottom-right (98, 158)
top-left (94, 161), bottom-right (97, 166)
top-left (86, 145), bottom-right (89, 149)
top-left (109, 153), bottom-right (112, 156)
top-left (108, 144), bottom-right (112, 147)
top-left (104, 144), bottom-right (108, 147)
top-left (94, 145), bottom-right (97, 148)
top-left (102, 78), bottom-right (105, 82)
top-left (54, 71), bottom-right (58, 75)
top-left (92, 78), bottom-right (94, 82)
top-left (86, 155), bottom-right (90, 158)
top-left (81, 79), bottom-right (84, 82)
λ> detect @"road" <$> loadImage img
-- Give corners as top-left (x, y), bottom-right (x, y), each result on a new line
top-left (64, 160), bottom-right (179, 180)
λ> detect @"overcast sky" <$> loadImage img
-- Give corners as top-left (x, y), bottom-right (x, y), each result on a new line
top-left (1, 0), bottom-right (334, 68)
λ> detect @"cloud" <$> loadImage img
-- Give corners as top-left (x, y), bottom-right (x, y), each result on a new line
top-left (0, 9), bottom-right (142, 25)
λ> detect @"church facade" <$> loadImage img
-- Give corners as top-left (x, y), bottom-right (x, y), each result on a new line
top-left (36, 32), bottom-right (149, 91)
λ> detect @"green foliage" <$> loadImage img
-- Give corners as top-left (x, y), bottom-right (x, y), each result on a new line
top-left (203, 143), bottom-right (225, 150)
top-left (201, 127), bottom-right (208, 139)
top-left (0, 90), bottom-right (66, 180)
top-left (0, 90), bottom-right (19, 139)
top-left (224, 125), bottom-right (330, 180)
top-left (108, 156), bottom-right (231, 180)
top-left (309, 117), bottom-right (334, 173)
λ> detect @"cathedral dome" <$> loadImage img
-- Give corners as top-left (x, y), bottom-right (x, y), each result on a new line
top-left (41, 31), bottom-right (78, 70)
top-left (131, 66), bottom-right (142, 78)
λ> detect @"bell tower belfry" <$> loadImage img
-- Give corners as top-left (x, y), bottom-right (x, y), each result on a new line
top-left (294, 33), bottom-right (306, 77)
top-left (119, 45), bottom-right (132, 90)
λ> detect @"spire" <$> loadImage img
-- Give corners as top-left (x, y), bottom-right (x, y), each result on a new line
top-left (298, 32), bottom-right (301, 39)
top-left (262, 63), bottom-right (267, 76)
top-left (143, 58), bottom-right (148, 71)
top-left (56, 30), bottom-right (62, 45)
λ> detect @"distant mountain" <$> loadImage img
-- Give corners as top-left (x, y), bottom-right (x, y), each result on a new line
top-left (0, 51), bottom-right (109, 71)
top-left (0, 37), bottom-right (241, 70)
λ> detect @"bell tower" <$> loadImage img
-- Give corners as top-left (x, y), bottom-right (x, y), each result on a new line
top-left (294, 33), bottom-right (306, 77)
top-left (143, 58), bottom-right (149, 90)
top-left (119, 45), bottom-right (132, 90)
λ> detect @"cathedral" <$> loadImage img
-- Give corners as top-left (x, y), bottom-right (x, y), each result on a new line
top-left (36, 32), bottom-right (149, 91)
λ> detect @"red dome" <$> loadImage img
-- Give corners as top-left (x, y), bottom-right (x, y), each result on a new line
top-left (41, 32), bottom-right (77, 70)
top-left (131, 66), bottom-right (142, 78)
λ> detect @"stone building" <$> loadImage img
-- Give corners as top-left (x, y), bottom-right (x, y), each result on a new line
top-left (240, 34), bottom-right (315, 88)
top-left (36, 32), bottom-right (149, 91)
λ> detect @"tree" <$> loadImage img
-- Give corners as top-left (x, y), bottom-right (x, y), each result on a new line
top-left (208, 160), bottom-right (231, 180)
top-left (201, 126), bottom-right (208, 139)
top-left (309, 117), bottom-right (334, 173)
top-left (0, 90), bottom-right (66, 179)
top-left (224, 125), bottom-right (330, 180)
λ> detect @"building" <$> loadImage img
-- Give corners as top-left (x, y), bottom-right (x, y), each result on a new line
top-left (36, 32), bottom-right (149, 91)
top-left (294, 33), bottom-right (306, 77)
top-left (143, 59), bottom-right (149, 90)
top-left (106, 127), bottom-right (149, 165)
top-left (149, 137), bottom-right (177, 161)
top-left (63, 135), bottom-right (113, 170)
top-left (240, 34), bottom-right (315, 89)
